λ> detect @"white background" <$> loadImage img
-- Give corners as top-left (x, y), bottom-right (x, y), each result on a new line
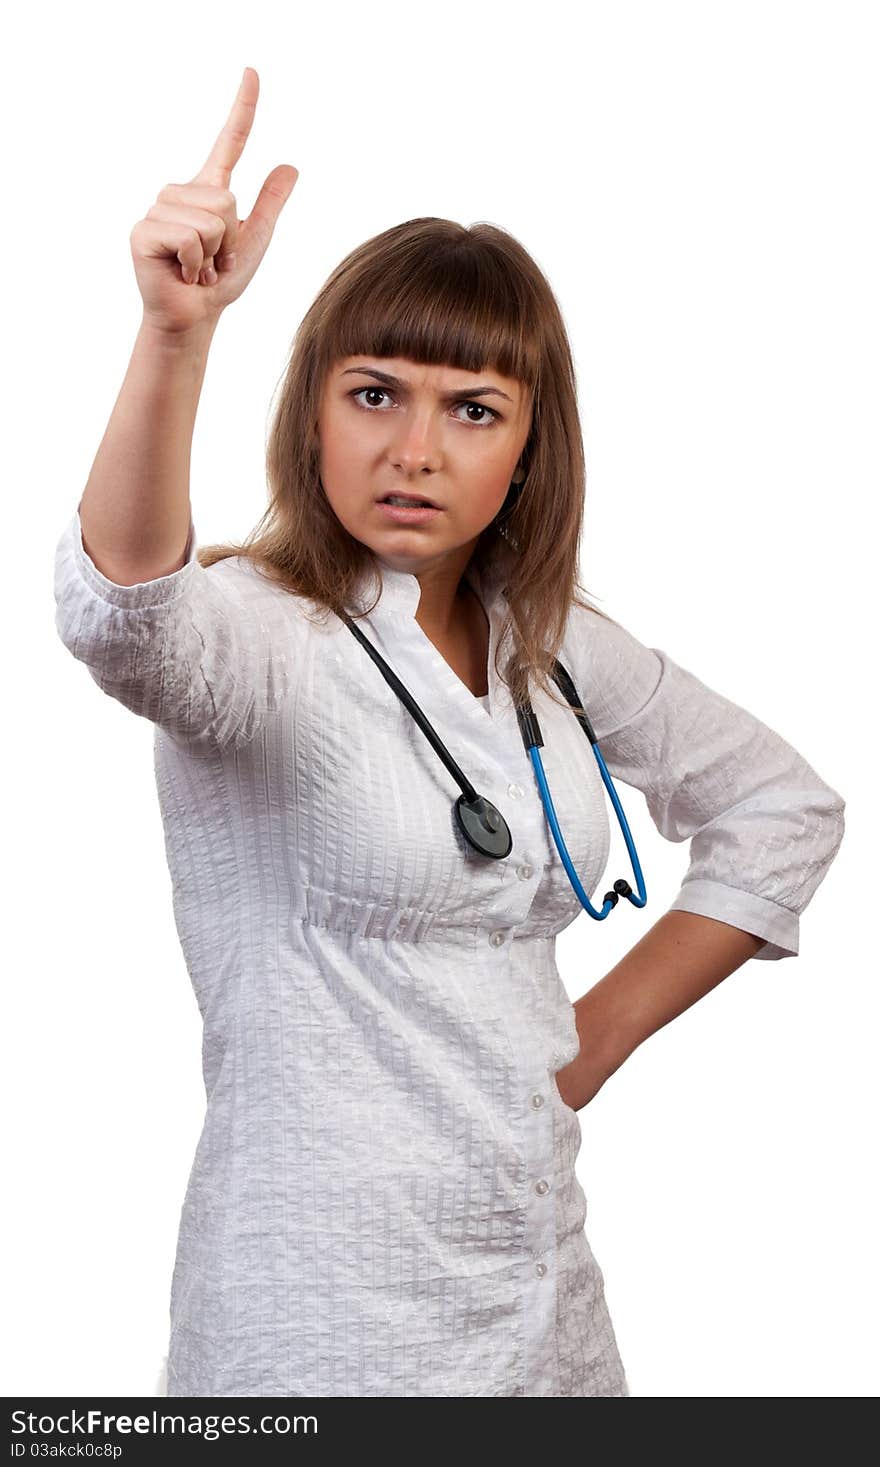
top-left (3, 0), bottom-right (876, 1398)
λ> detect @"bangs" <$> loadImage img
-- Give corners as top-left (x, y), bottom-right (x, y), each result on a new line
top-left (315, 223), bottom-right (542, 389)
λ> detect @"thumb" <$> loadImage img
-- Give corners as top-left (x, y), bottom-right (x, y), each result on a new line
top-left (239, 164), bottom-right (299, 265)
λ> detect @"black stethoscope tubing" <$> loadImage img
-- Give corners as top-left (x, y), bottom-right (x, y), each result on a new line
top-left (339, 610), bottom-right (647, 920)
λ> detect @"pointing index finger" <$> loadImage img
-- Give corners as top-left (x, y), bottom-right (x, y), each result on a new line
top-left (193, 65), bottom-right (259, 189)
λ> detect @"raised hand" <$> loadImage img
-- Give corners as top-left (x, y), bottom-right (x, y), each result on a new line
top-left (129, 66), bottom-right (299, 336)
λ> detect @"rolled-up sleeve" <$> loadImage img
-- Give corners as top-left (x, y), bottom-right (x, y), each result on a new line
top-left (563, 604), bottom-right (846, 960)
top-left (53, 505), bottom-right (297, 754)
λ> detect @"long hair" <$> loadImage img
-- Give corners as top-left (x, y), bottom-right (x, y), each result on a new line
top-left (197, 216), bottom-right (613, 713)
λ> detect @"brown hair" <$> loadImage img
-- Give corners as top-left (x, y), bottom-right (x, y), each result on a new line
top-left (197, 216), bottom-right (612, 714)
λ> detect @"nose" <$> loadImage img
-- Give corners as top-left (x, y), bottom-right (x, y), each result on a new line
top-left (388, 409), bottom-right (443, 475)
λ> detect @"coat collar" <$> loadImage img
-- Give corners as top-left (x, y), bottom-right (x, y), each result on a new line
top-left (351, 535), bottom-right (518, 623)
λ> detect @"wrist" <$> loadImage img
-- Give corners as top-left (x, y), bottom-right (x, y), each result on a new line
top-left (572, 985), bottom-right (640, 1077)
top-left (555, 988), bottom-right (639, 1110)
top-left (138, 313), bottom-right (220, 356)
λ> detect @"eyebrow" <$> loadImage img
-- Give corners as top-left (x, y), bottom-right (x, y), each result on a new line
top-left (339, 365), bottom-right (514, 404)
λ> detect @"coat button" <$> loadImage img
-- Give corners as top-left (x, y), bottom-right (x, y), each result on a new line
top-left (535, 1261), bottom-right (547, 1278)
top-left (489, 930), bottom-right (506, 947)
top-left (530, 1092), bottom-right (544, 1109)
top-left (517, 864), bottom-right (533, 881)
top-left (534, 1178), bottom-right (551, 1196)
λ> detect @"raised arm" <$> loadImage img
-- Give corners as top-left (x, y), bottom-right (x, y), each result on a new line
top-left (54, 67), bottom-right (301, 753)
top-left (76, 65), bottom-right (297, 584)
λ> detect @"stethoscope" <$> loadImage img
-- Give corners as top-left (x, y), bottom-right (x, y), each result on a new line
top-left (338, 612), bottom-right (647, 921)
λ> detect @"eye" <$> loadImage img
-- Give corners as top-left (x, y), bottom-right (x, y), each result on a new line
top-left (349, 387), bottom-right (500, 426)
top-left (451, 401), bottom-right (499, 426)
top-left (350, 386), bottom-right (395, 411)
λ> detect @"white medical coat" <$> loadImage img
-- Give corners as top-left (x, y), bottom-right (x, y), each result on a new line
top-left (53, 508), bottom-right (845, 1397)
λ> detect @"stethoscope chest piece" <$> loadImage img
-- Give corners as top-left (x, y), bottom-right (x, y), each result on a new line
top-left (455, 793), bottom-right (513, 858)
top-left (339, 604), bottom-right (646, 917)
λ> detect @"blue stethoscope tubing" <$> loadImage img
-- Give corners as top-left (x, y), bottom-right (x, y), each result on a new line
top-left (340, 612), bottom-right (647, 920)
top-left (523, 658), bottom-right (647, 919)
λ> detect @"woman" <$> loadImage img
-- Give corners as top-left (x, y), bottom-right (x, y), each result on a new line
top-left (53, 67), bottom-right (845, 1398)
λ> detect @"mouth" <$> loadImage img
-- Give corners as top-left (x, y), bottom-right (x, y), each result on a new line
top-left (376, 492), bottom-right (442, 509)
top-left (375, 493), bottom-right (444, 525)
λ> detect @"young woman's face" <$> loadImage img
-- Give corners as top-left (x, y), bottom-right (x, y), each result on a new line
top-left (316, 356), bottom-right (532, 578)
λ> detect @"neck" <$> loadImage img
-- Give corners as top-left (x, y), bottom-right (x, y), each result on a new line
top-left (405, 543), bottom-right (479, 635)
top-left (417, 578), bottom-right (479, 638)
